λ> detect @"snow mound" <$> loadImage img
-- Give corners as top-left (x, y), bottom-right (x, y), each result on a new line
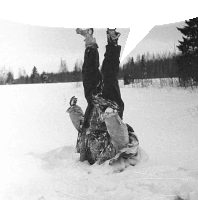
top-left (26, 146), bottom-right (198, 200)
top-left (2, 83), bottom-right (198, 200)
top-left (30, 145), bottom-right (148, 173)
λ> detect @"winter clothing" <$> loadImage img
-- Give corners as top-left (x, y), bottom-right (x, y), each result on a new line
top-left (76, 28), bottom-right (102, 161)
top-left (66, 105), bottom-right (84, 131)
top-left (102, 109), bottom-right (139, 160)
top-left (101, 45), bottom-right (121, 76)
top-left (67, 95), bottom-right (140, 166)
top-left (82, 46), bottom-right (102, 103)
top-left (67, 96), bottom-right (115, 163)
top-left (102, 111), bottom-right (129, 151)
top-left (101, 44), bottom-right (124, 119)
top-left (70, 29), bottom-right (138, 166)
top-left (79, 127), bottom-right (87, 161)
top-left (106, 28), bottom-right (121, 46)
top-left (88, 104), bottom-right (107, 132)
top-left (82, 45), bottom-right (102, 128)
top-left (76, 28), bottom-right (97, 49)
top-left (85, 130), bottom-right (116, 165)
top-left (82, 96), bottom-right (117, 165)
top-left (66, 102), bottom-right (84, 155)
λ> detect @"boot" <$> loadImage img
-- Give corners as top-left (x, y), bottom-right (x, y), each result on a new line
top-left (106, 28), bottom-right (121, 46)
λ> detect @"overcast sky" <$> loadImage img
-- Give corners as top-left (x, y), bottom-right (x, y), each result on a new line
top-left (0, 19), bottom-right (185, 78)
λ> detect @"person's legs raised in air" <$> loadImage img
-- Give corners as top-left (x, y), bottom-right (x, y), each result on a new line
top-left (101, 28), bottom-right (124, 119)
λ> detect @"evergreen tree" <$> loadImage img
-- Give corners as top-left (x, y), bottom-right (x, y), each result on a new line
top-left (30, 66), bottom-right (40, 83)
top-left (141, 54), bottom-right (147, 79)
top-left (59, 58), bottom-right (68, 73)
top-left (177, 17), bottom-right (198, 86)
top-left (0, 67), bottom-right (8, 85)
top-left (123, 57), bottom-right (135, 85)
top-left (177, 17), bottom-right (198, 56)
top-left (6, 71), bottom-right (14, 84)
top-left (72, 60), bottom-right (82, 82)
top-left (18, 68), bottom-right (27, 84)
top-left (25, 75), bottom-right (30, 84)
top-left (41, 71), bottom-right (49, 83)
top-left (140, 55), bottom-right (148, 87)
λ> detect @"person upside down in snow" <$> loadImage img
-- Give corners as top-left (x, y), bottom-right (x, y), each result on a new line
top-left (67, 28), bottom-right (141, 171)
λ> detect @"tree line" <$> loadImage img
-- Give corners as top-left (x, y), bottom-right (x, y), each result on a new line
top-left (1, 17), bottom-right (197, 87)
top-left (0, 51), bottom-right (195, 86)
top-left (0, 53), bottom-right (179, 85)
top-left (0, 59), bottom-right (83, 85)
top-left (119, 52), bottom-right (179, 85)
top-left (120, 17), bottom-right (198, 87)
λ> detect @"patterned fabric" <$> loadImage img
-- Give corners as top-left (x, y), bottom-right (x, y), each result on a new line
top-left (68, 95), bottom-right (140, 166)
top-left (75, 97), bottom-right (117, 165)
top-left (85, 130), bottom-right (116, 165)
top-left (75, 129), bottom-right (116, 165)
top-left (76, 129), bottom-right (83, 154)
top-left (89, 105), bottom-right (107, 132)
top-left (75, 119), bottom-right (140, 165)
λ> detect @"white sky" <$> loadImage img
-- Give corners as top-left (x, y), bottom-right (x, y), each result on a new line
top-left (127, 21), bottom-right (186, 61)
top-left (0, 19), bottom-right (184, 78)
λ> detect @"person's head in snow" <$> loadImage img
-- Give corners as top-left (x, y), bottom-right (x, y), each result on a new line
top-left (76, 28), bottom-right (98, 49)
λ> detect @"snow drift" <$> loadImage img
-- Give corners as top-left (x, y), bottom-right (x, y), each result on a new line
top-left (1, 82), bottom-right (198, 199)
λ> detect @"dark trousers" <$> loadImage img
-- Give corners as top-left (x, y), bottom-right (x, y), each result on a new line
top-left (82, 44), bottom-right (124, 127)
top-left (80, 44), bottom-right (124, 161)
top-left (101, 45), bottom-right (124, 119)
top-left (82, 46), bottom-right (102, 128)
top-left (102, 76), bottom-right (124, 119)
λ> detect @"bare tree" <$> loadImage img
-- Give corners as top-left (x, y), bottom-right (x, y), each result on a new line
top-left (59, 58), bottom-right (68, 73)
top-left (0, 66), bottom-right (8, 85)
top-left (18, 68), bottom-right (28, 84)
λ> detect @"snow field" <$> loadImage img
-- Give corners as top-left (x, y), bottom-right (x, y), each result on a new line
top-left (0, 82), bottom-right (198, 199)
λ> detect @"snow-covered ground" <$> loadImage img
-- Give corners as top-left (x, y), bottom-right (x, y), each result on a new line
top-left (1, 82), bottom-right (198, 200)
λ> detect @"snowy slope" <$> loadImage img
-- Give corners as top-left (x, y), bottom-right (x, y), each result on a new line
top-left (0, 82), bottom-right (198, 200)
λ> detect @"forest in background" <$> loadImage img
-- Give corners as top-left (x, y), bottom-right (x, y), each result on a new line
top-left (0, 51), bottom-right (179, 84)
top-left (1, 18), bottom-right (197, 88)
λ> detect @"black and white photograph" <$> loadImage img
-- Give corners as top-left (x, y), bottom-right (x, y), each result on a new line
top-left (0, 2), bottom-right (198, 200)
